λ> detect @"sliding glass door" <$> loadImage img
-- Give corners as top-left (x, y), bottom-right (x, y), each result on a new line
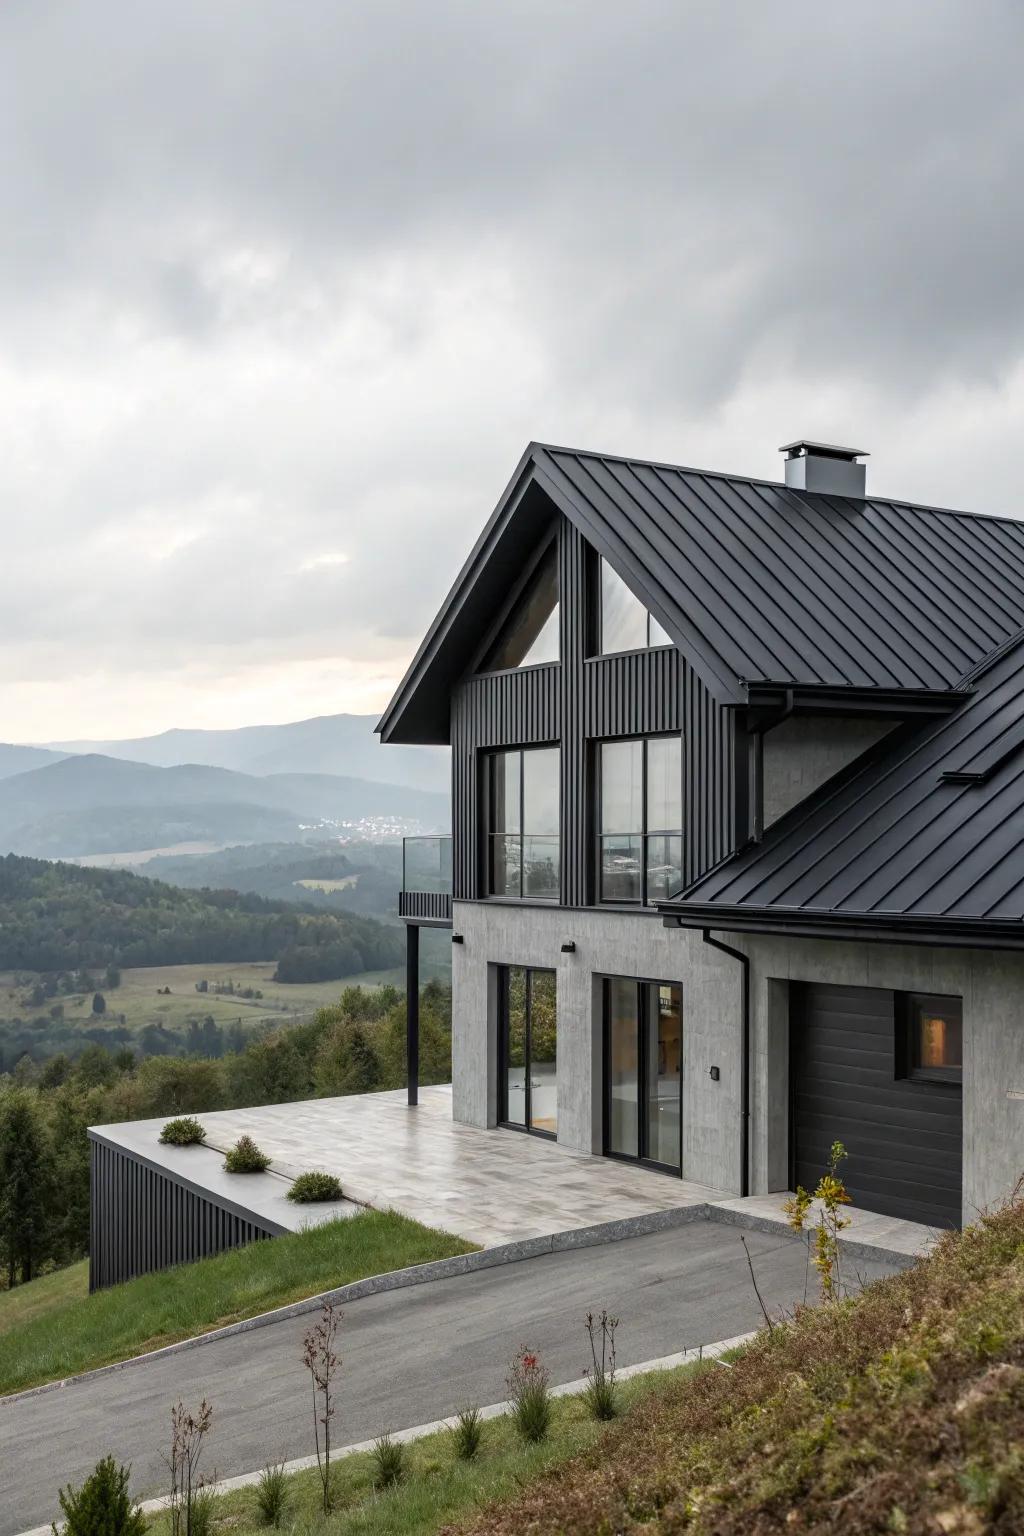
top-left (500, 967), bottom-right (557, 1137)
top-left (604, 977), bottom-right (682, 1173)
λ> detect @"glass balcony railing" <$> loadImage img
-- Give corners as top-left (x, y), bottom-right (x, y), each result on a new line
top-left (400, 835), bottom-right (453, 922)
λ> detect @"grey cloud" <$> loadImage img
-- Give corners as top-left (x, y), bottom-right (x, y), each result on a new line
top-left (1, 1), bottom-right (1023, 735)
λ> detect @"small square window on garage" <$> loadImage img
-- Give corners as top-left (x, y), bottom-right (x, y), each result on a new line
top-left (899, 992), bottom-right (963, 1083)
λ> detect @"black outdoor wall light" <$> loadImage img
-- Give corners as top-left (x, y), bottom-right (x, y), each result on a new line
top-left (560, 941), bottom-right (576, 953)
top-left (452, 933), bottom-right (464, 944)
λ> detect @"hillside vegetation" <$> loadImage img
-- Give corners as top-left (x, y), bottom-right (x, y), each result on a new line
top-left (0, 980), bottom-right (451, 1283)
top-left (0, 852), bottom-right (402, 976)
top-left (140, 838), bottom-right (402, 921)
top-left (455, 1194), bottom-right (1024, 1535)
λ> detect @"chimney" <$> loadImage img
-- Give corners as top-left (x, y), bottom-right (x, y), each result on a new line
top-left (779, 440), bottom-right (868, 498)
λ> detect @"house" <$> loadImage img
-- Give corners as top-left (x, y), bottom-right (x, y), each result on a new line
top-left (380, 439), bottom-right (1024, 1231)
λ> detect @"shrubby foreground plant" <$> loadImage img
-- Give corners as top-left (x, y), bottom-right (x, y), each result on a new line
top-left (451, 1404), bottom-right (484, 1461)
top-left (371, 1431), bottom-right (405, 1488)
top-left (582, 1309), bottom-right (619, 1420)
top-left (52, 1455), bottom-right (147, 1536)
top-left (254, 1462), bottom-right (288, 1528)
top-left (223, 1134), bottom-right (271, 1173)
top-left (506, 1347), bottom-right (552, 1443)
top-left (288, 1170), bottom-right (342, 1203)
top-left (159, 1117), bottom-right (206, 1147)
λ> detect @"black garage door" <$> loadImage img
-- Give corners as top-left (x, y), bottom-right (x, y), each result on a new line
top-left (791, 982), bottom-right (962, 1228)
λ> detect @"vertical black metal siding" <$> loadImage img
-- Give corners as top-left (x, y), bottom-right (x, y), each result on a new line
top-left (683, 665), bottom-right (736, 884)
top-left (450, 512), bottom-right (737, 902)
top-left (582, 648), bottom-right (682, 738)
top-left (89, 1138), bottom-right (274, 1291)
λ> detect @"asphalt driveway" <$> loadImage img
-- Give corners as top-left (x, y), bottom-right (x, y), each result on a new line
top-left (0, 1221), bottom-right (900, 1535)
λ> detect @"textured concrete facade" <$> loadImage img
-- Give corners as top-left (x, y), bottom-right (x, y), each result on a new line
top-left (451, 903), bottom-right (1024, 1223)
top-left (762, 715), bottom-right (891, 827)
top-left (738, 935), bottom-right (1024, 1223)
top-left (451, 901), bottom-right (743, 1191)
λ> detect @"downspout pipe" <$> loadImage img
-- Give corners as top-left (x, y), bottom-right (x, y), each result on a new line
top-left (699, 927), bottom-right (750, 1198)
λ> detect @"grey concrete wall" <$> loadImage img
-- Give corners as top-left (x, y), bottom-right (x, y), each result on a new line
top-left (762, 716), bottom-right (891, 827)
top-left (451, 904), bottom-right (1024, 1223)
top-left (738, 935), bottom-right (1024, 1223)
top-left (451, 901), bottom-right (743, 1192)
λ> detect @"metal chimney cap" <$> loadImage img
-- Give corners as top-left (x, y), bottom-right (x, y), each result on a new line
top-left (779, 440), bottom-right (869, 462)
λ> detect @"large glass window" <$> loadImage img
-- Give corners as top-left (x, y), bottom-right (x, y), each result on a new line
top-left (600, 557), bottom-right (672, 654)
top-left (604, 977), bottom-right (682, 1172)
top-left (484, 543), bottom-right (559, 670)
top-left (488, 747), bottom-right (560, 900)
top-left (501, 966), bottom-right (557, 1136)
top-left (599, 735), bottom-right (682, 904)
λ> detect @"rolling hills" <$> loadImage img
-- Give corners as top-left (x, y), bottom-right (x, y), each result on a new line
top-left (0, 753), bottom-right (448, 858)
top-left (0, 851), bottom-right (404, 976)
top-left (44, 711), bottom-right (449, 791)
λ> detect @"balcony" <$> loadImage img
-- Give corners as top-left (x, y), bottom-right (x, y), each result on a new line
top-left (400, 835), bottom-right (453, 924)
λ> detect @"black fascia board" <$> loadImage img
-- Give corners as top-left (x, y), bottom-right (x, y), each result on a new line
top-left (375, 448), bottom-right (544, 744)
top-left (740, 681), bottom-right (968, 733)
top-left (658, 902), bottom-right (1024, 952)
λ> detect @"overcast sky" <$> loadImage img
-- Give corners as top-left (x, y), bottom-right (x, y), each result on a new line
top-left (3, 2), bottom-right (1024, 742)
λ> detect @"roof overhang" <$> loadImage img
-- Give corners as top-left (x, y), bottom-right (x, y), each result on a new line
top-left (740, 682), bottom-right (967, 733)
top-left (659, 902), bottom-right (1024, 952)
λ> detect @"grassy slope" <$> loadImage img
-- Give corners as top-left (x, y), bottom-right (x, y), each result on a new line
top-left (146, 1366), bottom-right (699, 1536)
top-left (0, 960), bottom-right (403, 1031)
top-left (0, 1211), bottom-right (475, 1397)
top-left (455, 1197), bottom-right (1024, 1535)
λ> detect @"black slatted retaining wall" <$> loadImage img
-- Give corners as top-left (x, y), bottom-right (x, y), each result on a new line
top-left (89, 1136), bottom-right (276, 1292)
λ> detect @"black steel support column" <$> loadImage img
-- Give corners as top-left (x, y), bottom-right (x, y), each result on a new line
top-left (406, 922), bottom-right (420, 1106)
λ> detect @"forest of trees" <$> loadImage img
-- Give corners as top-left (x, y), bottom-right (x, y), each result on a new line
top-left (0, 980), bottom-right (452, 1287)
top-left (0, 853), bottom-right (403, 976)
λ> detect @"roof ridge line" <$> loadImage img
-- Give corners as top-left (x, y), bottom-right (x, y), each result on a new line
top-left (530, 441), bottom-right (1024, 528)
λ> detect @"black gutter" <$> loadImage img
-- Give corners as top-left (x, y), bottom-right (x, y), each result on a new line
top-left (663, 904), bottom-right (1024, 952)
top-left (697, 927), bottom-right (750, 1198)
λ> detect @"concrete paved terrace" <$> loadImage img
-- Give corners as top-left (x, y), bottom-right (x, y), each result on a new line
top-left (93, 1085), bottom-right (942, 1260)
top-left (96, 1085), bottom-right (725, 1247)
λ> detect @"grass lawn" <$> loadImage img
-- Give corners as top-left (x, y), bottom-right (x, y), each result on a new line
top-left (0, 960), bottom-right (404, 1036)
top-left (144, 1363), bottom-right (704, 1536)
top-left (0, 1211), bottom-right (475, 1398)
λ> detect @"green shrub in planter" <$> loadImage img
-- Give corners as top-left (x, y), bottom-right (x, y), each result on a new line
top-left (223, 1135), bottom-right (271, 1173)
top-left (158, 1116), bottom-right (206, 1146)
top-left (287, 1170), bottom-right (343, 1203)
top-left (54, 1454), bottom-right (147, 1536)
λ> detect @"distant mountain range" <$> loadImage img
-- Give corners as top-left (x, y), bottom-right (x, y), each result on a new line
top-left (0, 743), bottom-right (70, 780)
top-left (0, 753), bottom-right (449, 859)
top-left (41, 712), bottom-right (448, 792)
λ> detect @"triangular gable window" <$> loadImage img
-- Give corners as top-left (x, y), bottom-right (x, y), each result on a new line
top-left (482, 541), bottom-right (559, 670)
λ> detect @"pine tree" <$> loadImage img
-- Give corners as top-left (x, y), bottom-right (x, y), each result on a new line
top-left (0, 1086), bottom-right (53, 1285)
top-left (53, 1455), bottom-right (147, 1536)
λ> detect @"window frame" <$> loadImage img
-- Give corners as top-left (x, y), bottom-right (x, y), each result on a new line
top-left (596, 556), bottom-right (673, 657)
top-left (596, 733), bottom-right (683, 907)
top-left (485, 744), bottom-right (560, 902)
top-left (896, 991), bottom-right (964, 1086)
top-left (475, 535), bottom-right (561, 675)
top-left (601, 974), bottom-right (683, 1176)
top-left (498, 964), bottom-right (558, 1139)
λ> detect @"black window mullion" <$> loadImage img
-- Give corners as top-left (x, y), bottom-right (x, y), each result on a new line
top-left (524, 969), bottom-right (532, 1128)
top-left (641, 739), bottom-right (649, 905)
top-left (519, 749), bottom-right (525, 899)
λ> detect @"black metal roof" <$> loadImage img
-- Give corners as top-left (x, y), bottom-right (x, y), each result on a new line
top-left (664, 630), bottom-right (1024, 946)
top-left (378, 440), bottom-right (1024, 742)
